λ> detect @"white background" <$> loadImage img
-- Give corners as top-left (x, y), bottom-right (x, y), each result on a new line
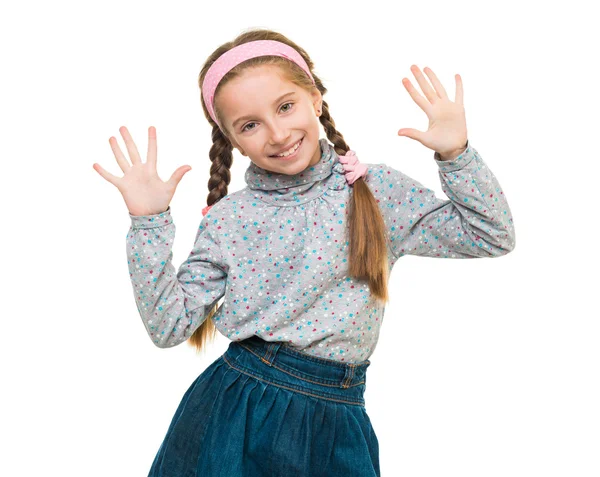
top-left (2, 0), bottom-right (599, 475)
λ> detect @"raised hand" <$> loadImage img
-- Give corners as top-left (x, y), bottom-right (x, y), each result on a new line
top-left (93, 126), bottom-right (192, 216)
top-left (397, 65), bottom-right (468, 160)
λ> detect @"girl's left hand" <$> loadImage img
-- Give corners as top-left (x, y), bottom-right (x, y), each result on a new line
top-left (397, 65), bottom-right (468, 159)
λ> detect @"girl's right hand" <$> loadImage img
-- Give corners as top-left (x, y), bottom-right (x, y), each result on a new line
top-left (93, 126), bottom-right (192, 216)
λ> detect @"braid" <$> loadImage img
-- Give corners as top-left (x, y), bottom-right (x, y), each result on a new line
top-left (311, 72), bottom-right (390, 302)
top-left (310, 75), bottom-right (351, 156)
top-left (187, 122), bottom-right (234, 354)
top-left (318, 100), bottom-right (350, 156)
top-left (207, 125), bottom-right (234, 207)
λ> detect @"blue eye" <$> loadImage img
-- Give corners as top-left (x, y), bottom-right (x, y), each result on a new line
top-left (242, 102), bottom-right (294, 132)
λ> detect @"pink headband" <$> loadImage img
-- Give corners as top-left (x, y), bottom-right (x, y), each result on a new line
top-left (201, 40), bottom-right (316, 130)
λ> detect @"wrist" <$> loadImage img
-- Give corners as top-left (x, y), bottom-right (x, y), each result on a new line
top-left (438, 141), bottom-right (468, 161)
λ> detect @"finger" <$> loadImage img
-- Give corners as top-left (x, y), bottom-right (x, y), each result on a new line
top-left (168, 165), bottom-right (192, 188)
top-left (119, 126), bottom-right (142, 165)
top-left (410, 65), bottom-right (438, 103)
top-left (93, 163), bottom-right (121, 187)
top-left (401, 77), bottom-right (432, 116)
top-left (397, 127), bottom-right (425, 143)
top-left (109, 136), bottom-right (131, 173)
top-left (147, 126), bottom-right (157, 169)
top-left (455, 74), bottom-right (464, 106)
top-left (423, 67), bottom-right (448, 100)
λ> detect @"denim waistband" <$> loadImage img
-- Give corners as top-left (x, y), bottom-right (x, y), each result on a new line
top-left (223, 335), bottom-right (371, 406)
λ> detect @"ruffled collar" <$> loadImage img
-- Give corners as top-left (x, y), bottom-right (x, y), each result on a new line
top-left (244, 138), bottom-right (347, 206)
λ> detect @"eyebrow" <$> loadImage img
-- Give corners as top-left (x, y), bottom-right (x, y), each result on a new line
top-left (232, 91), bottom-right (296, 129)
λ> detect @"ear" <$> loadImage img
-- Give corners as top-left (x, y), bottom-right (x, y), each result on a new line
top-left (311, 88), bottom-right (323, 115)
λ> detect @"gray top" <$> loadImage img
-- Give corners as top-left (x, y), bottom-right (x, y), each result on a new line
top-left (127, 138), bottom-right (515, 363)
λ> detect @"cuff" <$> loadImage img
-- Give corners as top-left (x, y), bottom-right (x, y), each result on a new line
top-left (433, 140), bottom-right (474, 173)
top-left (129, 206), bottom-right (173, 229)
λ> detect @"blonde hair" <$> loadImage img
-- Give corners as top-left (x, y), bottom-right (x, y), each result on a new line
top-left (190, 28), bottom-right (389, 353)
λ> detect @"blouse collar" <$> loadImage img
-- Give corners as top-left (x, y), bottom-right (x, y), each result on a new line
top-left (244, 138), bottom-right (347, 206)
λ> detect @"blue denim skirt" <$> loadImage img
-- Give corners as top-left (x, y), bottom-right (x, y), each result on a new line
top-left (148, 335), bottom-right (380, 476)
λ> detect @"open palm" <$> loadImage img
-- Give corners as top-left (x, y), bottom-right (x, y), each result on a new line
top-left (93, 126), bottom-right (192, 216)
top-left (398, 65), bottom-right (468, 157)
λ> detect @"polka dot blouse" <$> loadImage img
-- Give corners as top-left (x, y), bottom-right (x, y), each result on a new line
top-left (126, 138), bottom-right (516, 363)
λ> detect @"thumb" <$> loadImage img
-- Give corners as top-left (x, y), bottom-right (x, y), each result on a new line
top-left (168, 165), bottom-right (192, 187)
top-left (397, 128), bottom-right (423, 142)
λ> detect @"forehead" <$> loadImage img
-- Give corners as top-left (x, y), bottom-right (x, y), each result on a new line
top-left (215, 66), bottom-right (299, 116)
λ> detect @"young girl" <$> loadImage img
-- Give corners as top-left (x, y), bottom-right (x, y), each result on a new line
top-left (94, 28), bottom-right (515, 477)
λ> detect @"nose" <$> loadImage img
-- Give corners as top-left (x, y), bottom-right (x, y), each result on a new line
top-left (267, 121), bottom-right (291, 146)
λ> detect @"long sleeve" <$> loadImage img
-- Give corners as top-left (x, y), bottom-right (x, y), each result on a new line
top-left (365, 141), bottom-right (516, 259)
top-left (126, 206), bottom-right (228, 348)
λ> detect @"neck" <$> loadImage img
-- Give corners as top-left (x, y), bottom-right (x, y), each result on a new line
top-left (243, 138), bottom-right (347, 206)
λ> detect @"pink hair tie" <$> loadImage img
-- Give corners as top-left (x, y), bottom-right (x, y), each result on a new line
top-left (202, 204), bottom-right (213, 217)
top-left (338, 150), bottom-right (368, 185)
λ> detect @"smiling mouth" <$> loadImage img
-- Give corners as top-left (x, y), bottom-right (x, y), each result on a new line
top-left (269, 138), bottom-right (303, 159)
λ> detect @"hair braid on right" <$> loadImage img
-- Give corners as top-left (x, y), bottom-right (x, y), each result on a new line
top-left (312, 76), bottom-right (390, 305)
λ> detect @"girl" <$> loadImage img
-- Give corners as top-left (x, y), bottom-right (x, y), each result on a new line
top-left (93, 28), bottom-right (515, 477)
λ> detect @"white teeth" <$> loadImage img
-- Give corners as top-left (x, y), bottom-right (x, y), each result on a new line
top-left (274, 139), bottom-right (301, 157)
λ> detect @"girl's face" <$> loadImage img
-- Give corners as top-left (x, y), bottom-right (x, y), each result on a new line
top-left (215, 65), bottom-right (323, 175)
